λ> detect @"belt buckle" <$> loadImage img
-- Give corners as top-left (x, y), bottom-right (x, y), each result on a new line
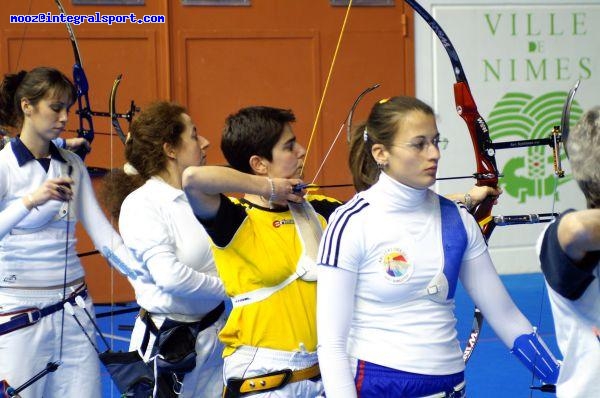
top-left (2, 308), bottom-right (41, 326)
top-left (226, 369), bottom-right (293, 397)
top-left (26, 308), bottom-right (42, 324)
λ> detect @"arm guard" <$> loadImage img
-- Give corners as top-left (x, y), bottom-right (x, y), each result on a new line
top-left (510, 330), bottom-right (560, 384)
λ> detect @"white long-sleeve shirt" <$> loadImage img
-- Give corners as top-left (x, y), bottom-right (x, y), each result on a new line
top-left (119, 177), bottom-right (225, 321)
top-left (316, 172), bottom-right (535, 398)
top-left (0, 139), bottom-right (140, 287)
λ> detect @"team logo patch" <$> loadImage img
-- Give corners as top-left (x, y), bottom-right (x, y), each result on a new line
top-left (380, 249), bottom-right (413, 284)
top-left (272, 218), bottom-right (294, 228)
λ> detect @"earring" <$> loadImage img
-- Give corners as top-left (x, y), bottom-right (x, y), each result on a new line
top-left (377, 162), bottom-right (387, 170)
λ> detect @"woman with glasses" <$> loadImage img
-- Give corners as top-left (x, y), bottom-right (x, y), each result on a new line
top-left (316, 96), bottom-right (560, 398)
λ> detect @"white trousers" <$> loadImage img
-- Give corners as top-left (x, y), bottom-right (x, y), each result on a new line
top-left (129, 311), bottom-right (226, 398)
top-left (223, 346), bottom-right (324, 398)
top-left (0, 287), bottom-right (101, 398)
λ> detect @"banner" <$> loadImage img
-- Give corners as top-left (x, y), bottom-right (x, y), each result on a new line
top-left (415, 1), bottom-right (599, 273)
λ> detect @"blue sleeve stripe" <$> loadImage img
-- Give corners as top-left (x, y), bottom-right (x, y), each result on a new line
top-left (319, 196), bottom-right (369, 267)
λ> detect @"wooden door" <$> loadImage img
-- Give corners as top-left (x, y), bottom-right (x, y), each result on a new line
top-left (0, 0), bottom-right (414, 303)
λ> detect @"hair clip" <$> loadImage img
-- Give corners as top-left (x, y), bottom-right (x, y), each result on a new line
top-left (363, 128), bottom-right (368, 142)
top-left (378, 98), bottom-right (390, 104)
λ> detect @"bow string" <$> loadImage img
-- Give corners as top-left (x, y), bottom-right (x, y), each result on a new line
top-left (54, 0), bottom-right (94, 161)
top-left (300, 0), bottom-right (353, 185)
top-left (403, 1), bottom-right (573, 378)
top-left (404, 0), bottom-right (500, 236)
top-left (109, 75), bottom-right (138, 145)
top-left (54, 0), bottom-right (137, 161)
top-left (401, 0), bottom-right (495, 367)
top-left (300, 83), bottom-right (381, 192)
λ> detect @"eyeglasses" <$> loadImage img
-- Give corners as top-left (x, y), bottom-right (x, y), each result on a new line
top-left (391, 136), bottom-right (449, 152)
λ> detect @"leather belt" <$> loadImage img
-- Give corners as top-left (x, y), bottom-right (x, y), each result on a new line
top-left (139, 301), bottom-right (225, 354)
top-left (223, 363), bottom-right (320, 398)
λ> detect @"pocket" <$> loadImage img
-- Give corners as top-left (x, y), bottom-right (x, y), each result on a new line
top-left (155, 321), bottom-right (199, 374)
top-left (158, 325), bottom-right (196, 363)
top-left (99, 350), bottom-right (154, 395)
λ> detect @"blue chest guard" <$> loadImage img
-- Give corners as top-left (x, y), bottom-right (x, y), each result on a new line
top-left (425, 196), bottom-right (468, 302)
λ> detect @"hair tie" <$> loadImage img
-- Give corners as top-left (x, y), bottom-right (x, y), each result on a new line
top-left (123, 162), bottom-right (139, 176)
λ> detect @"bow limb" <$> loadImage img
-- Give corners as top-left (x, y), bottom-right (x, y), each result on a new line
top-left (307, 83), bottom-right (381, 188)
top-left (525, 80), bottom-right (581, 396)
top-left (345, 83), bottom-right (381, 144)
top-left (109, 75), bottom-right (128, 145)
top-left (559, 80), bottom-right (581, 159)
top-left (404, 0), bottom-right (500, 366)
top-left (54, 0), bottom-right (94, 160)
top-left (404, 0), bottom-right (500, 231)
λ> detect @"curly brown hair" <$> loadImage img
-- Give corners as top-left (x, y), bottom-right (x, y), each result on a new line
top-left (101, 101), bottom-right (187, 218)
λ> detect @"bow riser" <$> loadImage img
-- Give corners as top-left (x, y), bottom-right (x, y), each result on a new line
top-left (453, 81), bottom-right (499, 230)
top-left (454, 82), bottom-right (498, 187)
top-left (406, 3), bottom-right (571, 389)
top-left (55, 0), bottom-right (94, 160)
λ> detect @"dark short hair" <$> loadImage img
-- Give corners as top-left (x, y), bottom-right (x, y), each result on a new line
top-left (221, 106), bottom-right (296, 174)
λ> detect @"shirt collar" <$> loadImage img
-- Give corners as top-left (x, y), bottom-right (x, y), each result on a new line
top-left (368, 171), bottom-right (429, 210)
top-left (147, 176), bottom-right (186, 202)
top-left (12, 137), bottom-right (67, 167)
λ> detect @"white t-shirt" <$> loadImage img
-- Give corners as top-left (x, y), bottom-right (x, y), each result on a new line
top-left (119, 177), bottom-right (225, 320)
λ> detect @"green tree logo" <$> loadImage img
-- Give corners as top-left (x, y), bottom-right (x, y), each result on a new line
top-left (487, 92), bottom-right (582, 203)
